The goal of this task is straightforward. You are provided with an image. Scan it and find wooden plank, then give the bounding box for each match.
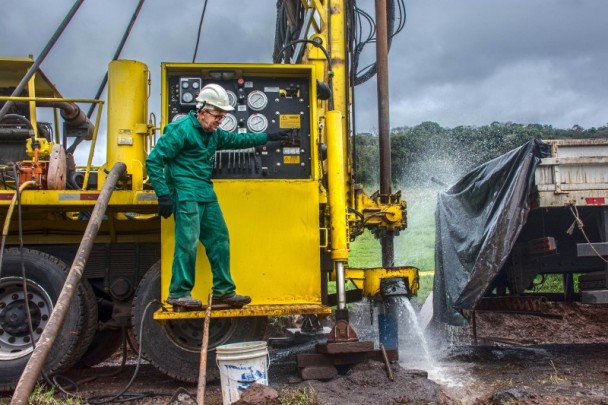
[296,353,333,368]
[317,341,374,354]
[366,349,398,363]
[330,353,366,365]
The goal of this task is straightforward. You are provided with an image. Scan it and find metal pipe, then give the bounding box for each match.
[0,0,85,121]
[10,162,126,405]
[33,101,94,139]
[85,0,145,119]
[376,0,391,195]
[336,261,346,310]
[375,0,395,268]
[378,277,408,352]
[197,293,213,403]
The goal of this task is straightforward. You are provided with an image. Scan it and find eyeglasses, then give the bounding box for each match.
[203,109,226,122]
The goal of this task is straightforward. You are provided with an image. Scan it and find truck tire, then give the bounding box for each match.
[0,248,91,391]
[132,262,267,383]
[62,277,98,369]
[73,298,121,369]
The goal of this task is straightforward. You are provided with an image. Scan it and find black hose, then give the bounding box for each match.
[277,38,335,109]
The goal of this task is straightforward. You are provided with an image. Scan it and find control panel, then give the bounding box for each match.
[164,66,313,180]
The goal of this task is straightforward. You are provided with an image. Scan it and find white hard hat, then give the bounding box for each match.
[195,83,234,111]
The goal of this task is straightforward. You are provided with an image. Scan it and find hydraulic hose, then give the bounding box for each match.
[0,180,36,280]
[10,162,126,405]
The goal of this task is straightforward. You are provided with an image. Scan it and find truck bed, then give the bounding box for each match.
[535,139,608,207]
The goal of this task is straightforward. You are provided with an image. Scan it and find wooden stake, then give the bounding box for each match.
[197,293,213,404]
[379,343,394,381]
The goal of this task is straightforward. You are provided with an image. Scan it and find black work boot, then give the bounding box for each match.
[213,293,251,308]
[167,295,202,308]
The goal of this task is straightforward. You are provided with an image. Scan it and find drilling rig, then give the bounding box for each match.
[0,0,416,389]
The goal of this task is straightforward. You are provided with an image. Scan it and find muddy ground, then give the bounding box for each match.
[3,301,608,404]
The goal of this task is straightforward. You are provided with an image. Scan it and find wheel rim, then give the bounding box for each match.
[164,317,238,353]
[0,277,53,360]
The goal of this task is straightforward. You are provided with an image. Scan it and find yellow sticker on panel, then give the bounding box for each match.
[283,155,301,164]
[280,114,301,129]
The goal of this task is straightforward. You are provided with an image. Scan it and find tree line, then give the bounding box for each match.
[354,121,608,187]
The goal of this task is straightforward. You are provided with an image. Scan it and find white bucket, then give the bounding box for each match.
[216,341,269,405]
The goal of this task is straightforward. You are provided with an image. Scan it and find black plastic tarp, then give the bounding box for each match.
[432,139,549,325]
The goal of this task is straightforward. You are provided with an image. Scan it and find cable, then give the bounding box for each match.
[351,0,407,86]
[86,299,162,404]
[277,38,335,109]
[192,0,209,63]
[0,178,35,280]
[48,326,133,403]
[273,0,304,64]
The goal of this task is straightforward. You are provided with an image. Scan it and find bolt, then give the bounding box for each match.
[38,301,45,308]
[0,302,5,309]
[41,314,48,321]
[23,336,30,343]
[11,294,18,300]
[36,328,43,334]
[8,337,15,343]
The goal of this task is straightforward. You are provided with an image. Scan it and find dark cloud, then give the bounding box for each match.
[374,0,608,129]
[2,0,607,147]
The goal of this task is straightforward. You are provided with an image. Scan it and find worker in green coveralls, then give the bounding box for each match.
[146,83,288,308]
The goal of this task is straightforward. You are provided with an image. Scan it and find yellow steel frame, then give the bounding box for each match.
[345,266,420,297]
[155,304,331,320]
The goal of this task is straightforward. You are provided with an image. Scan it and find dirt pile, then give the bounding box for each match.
[298,360,453,404]
[472,302,608,345]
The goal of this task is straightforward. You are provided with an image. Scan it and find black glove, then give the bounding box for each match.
[157,195,174,219]
[267,130,290,142]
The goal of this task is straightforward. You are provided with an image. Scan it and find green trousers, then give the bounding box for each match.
[168,200,235,299]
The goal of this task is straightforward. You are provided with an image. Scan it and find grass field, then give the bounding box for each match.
[349,187,439,301]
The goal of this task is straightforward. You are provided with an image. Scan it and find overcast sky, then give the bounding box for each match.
[2,0,607,145]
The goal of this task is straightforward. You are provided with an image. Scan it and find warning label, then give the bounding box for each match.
[283,155,300,164]
[280,114,301,129]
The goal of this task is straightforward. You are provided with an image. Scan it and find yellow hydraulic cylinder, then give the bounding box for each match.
[326,109,348,261]
[104,60,149,190]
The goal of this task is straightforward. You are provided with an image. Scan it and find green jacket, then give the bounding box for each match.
[146,112,268,202]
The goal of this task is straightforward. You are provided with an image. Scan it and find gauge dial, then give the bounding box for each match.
[171,113,187,122]
[226,90,237,108]
[247,90,268,111]
[182,92,194,103]
[219,113,238,132]
[246,113,268,133]
[192,81,200,89]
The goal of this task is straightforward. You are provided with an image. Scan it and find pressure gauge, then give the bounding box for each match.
[246,113,268,132]
[219,113,238,132]
[182,81,189,89]
[226,90,237,108]
[181,92,194,103]
[192,81,200,89]
[247,90,268,111]
[171,113,187,122]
